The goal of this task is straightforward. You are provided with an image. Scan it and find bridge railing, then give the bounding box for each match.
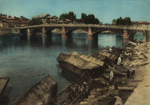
[16,24,150,31]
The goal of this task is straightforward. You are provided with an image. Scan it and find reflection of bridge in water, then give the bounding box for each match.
[15,24,150,41]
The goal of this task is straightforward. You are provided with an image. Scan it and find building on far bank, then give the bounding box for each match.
[73,19,85,24]
[0,13,29,27]
[132,21,150,25]
[20,16,30,26]
[58,19,71,24]
[34,14,59,24]
[0,20,8,27]
[0,14,7,21]
[6,16,15,27]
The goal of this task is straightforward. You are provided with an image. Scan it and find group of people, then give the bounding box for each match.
[126,69,135,79]
[108,47,135,84]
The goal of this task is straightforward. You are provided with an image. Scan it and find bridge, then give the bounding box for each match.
[15,24,150,41]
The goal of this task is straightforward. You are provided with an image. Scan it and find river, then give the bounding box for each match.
[0,32,143,104]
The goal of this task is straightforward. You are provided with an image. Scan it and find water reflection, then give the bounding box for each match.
[98,34,123,48]
[134,32,145,41]
[0,33,124,104]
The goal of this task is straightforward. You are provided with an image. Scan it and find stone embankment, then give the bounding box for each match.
[79,41,150,105]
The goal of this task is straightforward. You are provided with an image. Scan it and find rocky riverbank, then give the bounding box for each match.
[79,41,149,105]
[124,42,150,105]
[0,27,19,35]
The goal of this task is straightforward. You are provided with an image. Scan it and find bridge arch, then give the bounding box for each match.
[65,27,88,38]
[45,28,62,34]
[92,29,123,36]
[132,31,146,41]
[30,28,42,35]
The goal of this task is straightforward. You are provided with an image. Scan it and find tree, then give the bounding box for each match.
[59,11,76,22]
[124,17,132,25]
[116,17,132,25]
[112,19,117,24]
[68,11,76,23]
[81,13,87,20]
[94,18,100,24]
[81,13,100,24]
[86,14,95,24]
[116,17,123,25]
[28,18,43,25]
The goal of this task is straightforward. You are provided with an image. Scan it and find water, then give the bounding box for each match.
[134,32,145,41]
[0,33,124,104]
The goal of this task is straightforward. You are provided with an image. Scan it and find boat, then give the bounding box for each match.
[51,72,93,105]
[0,77,10,100]
[57,52,108,77]
[92,50,119,66]
[10,75,57,105]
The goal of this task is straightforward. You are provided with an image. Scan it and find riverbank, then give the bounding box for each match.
[77,41,149,104]
[124,42,150,105]
[0,27,19,35]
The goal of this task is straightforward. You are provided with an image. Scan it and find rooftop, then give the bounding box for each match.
[34,14,50,19]
[0,15,7,19]
[74,19,85,22]
[6,17,14,20]
[132,21,150,24]
[65,19,71,22]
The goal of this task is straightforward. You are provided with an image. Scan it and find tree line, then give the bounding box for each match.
[112,17,132,25]
[59,11,100,24]
[28,12,132,25]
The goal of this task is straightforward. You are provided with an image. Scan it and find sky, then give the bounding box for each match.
[0,0,150,24]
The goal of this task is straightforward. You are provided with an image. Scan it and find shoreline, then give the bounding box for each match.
[77,40,149,104]
[124,42,150,105]
[0,27,20,36]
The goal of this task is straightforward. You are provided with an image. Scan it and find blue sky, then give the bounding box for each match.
[0,0,150,23]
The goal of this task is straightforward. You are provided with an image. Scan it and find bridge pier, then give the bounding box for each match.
[62,27,67,38]
[123,30,129,42]
[42,27,46,34]
[88,28,93,40]
[27,28,31,35]
[17,29,20,33]
[145,31,150,42]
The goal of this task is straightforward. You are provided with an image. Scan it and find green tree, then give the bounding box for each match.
[112,19,117,24]
[68,11,76,23]
[86,14,95,24]
[28,18,43,25]
[116,17,132,25]
[59,11,76,22]
[94,18,100,24]
[81,13,87,20]
[116,17,123,25]
[124,17,132,25]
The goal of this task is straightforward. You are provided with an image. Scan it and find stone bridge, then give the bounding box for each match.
[15,24,150,41]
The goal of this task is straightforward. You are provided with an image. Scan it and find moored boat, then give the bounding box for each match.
[57,52,108,77]
[51,72,93,105]
[10,75,57,105]
[0,77,10,100]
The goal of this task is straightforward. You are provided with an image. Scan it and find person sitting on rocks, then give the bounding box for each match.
[130,70,135,79]
[117,56,121,65]
[109,48,112,53]
[126,70,135,79]
[126,69,130,78]
[109,70,114,85]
